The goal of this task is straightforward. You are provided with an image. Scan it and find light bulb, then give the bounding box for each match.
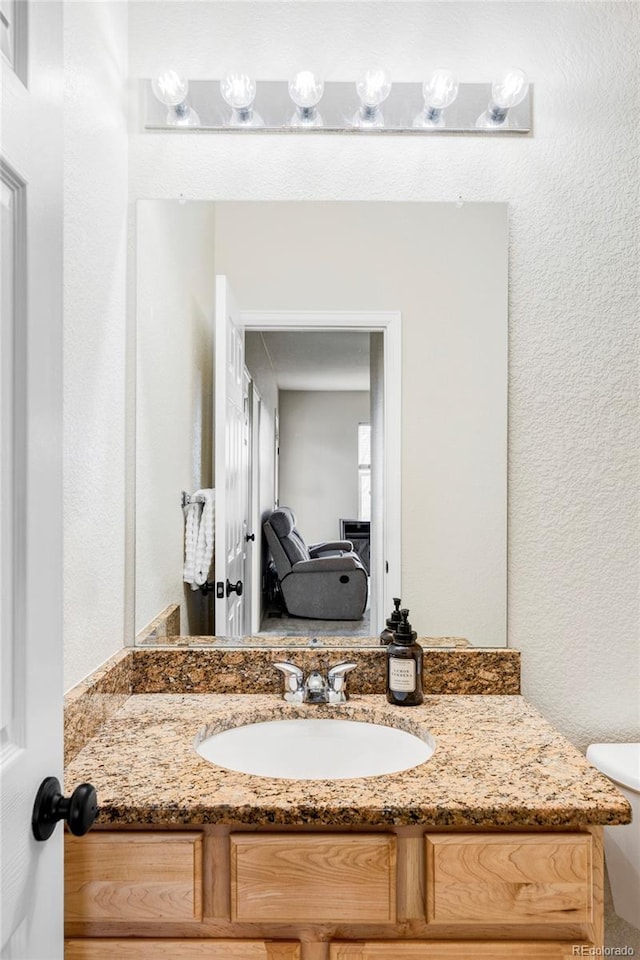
[415,69,459,128]
[152,70,188,106]
[356,69,391,108]
[151,70,199,127]
[425,69,458,110]
[220,73,259,125]
[288,71,324,127]
[354,69,392,127]
[492,68,529,109]
[477,67,529,128]
[289,71,324,109]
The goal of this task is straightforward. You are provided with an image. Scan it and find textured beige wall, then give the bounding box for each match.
[63,2,128,691]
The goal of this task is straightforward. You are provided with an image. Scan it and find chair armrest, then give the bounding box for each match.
[308,540,354,556]
[292,556,364,574]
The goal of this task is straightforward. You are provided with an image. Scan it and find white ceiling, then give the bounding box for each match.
[251,330,371,391]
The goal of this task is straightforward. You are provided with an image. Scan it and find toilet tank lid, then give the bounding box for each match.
[587,743,640,792]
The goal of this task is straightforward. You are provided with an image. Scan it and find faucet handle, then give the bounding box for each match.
[327,661,357,701]
[272,662,304,702]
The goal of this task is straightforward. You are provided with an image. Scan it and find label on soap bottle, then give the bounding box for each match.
[389,657,416,693]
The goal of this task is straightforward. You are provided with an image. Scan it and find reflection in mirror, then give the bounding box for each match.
[213,297,399,643]
[246,329,374,636]
[135,202,507,649]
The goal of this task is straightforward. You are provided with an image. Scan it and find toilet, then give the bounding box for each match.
[587,743,640,928]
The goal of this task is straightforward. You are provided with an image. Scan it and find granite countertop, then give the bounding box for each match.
[64,693,631,829]
[136,635,470,649]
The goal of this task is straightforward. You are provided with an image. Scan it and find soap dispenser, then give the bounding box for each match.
[386,608,424,706]
[380,597,403,645]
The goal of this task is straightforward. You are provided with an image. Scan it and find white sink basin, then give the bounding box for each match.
[196,718,435,780]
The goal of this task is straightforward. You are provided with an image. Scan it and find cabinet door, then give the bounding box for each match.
[425,834,592,925]
[330,942,587,959]
[231,834,396,923]
[65,832,203,923]
[65,941,301,960]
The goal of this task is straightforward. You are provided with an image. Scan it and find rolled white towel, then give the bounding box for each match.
[183,498,202,587]
[193,489,215,588]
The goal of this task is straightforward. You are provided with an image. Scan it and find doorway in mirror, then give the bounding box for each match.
[222,309,401,639]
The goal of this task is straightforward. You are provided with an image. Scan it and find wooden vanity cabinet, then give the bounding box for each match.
[64,825,603,960]
[231,834,396,924]
[329,944,586,959]
[65,942,301,960]
[425,833,593,926]
[64,832,204,924]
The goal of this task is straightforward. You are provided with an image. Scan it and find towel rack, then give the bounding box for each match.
[181,491,206,508]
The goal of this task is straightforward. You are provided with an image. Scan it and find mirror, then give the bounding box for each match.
[135,201,507,649]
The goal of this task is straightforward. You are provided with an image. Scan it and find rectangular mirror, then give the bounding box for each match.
[135,201,507,648]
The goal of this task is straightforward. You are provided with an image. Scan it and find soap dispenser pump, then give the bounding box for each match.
[386,608,424,706]
[380,597,403,645]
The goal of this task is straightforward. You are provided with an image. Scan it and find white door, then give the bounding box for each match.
[214,276,246,636]
[1,2,65,957]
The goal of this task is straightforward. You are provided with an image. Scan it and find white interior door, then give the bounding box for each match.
[1,2,65,957]
[214,276,246,636]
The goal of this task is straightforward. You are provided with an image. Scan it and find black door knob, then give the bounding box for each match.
[245,533,255,542]
[32,776,98,841]
[226,578,243,597]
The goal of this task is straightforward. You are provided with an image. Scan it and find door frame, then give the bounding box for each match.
[247,380,262,634]
[241,310,402,632]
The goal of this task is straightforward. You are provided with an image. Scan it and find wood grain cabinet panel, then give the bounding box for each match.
[65,940,301,960]
[425,834,592,925]
[230,834,396,923]
[330,942,587,959]
[65,832,203,923]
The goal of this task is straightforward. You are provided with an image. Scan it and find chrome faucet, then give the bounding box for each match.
[272,661,357,704]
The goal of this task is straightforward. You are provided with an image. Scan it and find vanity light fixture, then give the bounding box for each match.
[476,67,529,128]
[151,70,200,127]
[220,72,262,126]
[414,69,459,128]
[288,71,325,127]
[354,69,392,128]
[144,71,531,134]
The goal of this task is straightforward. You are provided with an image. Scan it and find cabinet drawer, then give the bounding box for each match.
[425,833,592,925]
[231,834,396,923]
[65,941,301,960]
[65,832,203,923]
[330,942,586,959]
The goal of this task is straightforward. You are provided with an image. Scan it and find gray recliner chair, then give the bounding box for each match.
[263,507,368,620]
